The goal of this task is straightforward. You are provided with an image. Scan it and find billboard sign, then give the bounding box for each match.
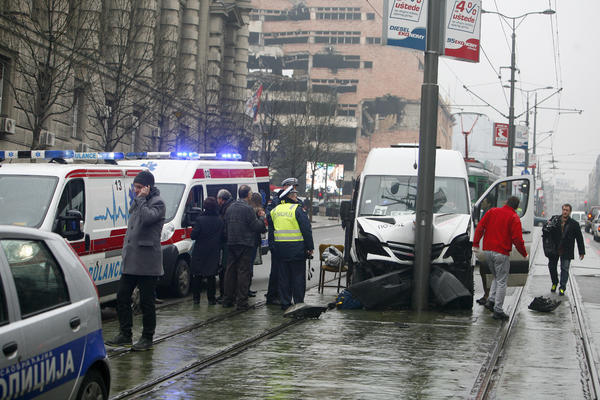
[383,0,427,51]
[306,162,344,194]
[443,0,481,62]
[515,125,529,149]
[493,123,508,147]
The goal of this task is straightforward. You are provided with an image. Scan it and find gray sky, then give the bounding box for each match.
[438,0,598,190]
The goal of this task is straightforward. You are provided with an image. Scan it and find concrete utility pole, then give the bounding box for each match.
[412,0,444,312]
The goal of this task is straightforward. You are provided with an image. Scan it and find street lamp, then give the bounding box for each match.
[482,8,556,176]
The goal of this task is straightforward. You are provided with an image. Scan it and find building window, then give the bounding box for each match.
[72,86,85,139]
[367,13,375,20]
[364,61,373,69]
[366,37,381,45]
[0,58,5,112]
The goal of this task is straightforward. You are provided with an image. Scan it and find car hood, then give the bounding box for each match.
[357,213,471,245]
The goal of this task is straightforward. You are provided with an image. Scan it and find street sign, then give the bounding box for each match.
[493,123,508,147]
[383,0,427,51]
[515,125,529,149]
[443,0,482,62]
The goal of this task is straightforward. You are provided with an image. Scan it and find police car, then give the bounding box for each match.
[0,226,110,399]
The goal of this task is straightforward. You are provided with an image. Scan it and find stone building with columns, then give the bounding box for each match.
[0,0,252,154]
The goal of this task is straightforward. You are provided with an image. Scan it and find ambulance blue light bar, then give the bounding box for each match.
[0,150,76,159]
[74,152,124,160]
[125,152,220,160]
[218,152,242,160]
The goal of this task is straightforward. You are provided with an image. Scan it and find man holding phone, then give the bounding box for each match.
[106,170,166,351]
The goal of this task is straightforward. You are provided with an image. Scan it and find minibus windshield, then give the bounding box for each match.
[0,175,58,227]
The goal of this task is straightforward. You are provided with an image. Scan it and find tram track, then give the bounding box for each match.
[110,317,307,399]
[471,249,599,399]
[106,278,331,359]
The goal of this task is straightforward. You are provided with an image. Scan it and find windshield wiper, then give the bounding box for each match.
[380,195,415,210]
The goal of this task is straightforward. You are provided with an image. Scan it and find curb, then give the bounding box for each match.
[312,223,341,230]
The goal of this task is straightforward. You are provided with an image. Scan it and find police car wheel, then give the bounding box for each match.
[77,369,107,400]
[173,258,190,297]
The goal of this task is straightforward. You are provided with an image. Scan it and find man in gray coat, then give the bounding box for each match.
[106,170,166,351]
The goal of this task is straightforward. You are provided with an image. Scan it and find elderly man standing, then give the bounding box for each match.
[223,185,267,310]
[265,177,300,305]
[106,170,166,351]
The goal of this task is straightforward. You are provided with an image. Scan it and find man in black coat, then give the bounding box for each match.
[547,203,585,295]
[216,189,234,302]
[223,185,267,310]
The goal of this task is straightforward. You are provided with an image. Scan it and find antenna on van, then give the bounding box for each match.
[413,142,418,170]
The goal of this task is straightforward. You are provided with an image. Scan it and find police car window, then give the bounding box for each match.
[0,175,58,228]
[0,239,69,318]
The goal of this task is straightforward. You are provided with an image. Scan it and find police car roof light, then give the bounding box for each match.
[0,150,75,160]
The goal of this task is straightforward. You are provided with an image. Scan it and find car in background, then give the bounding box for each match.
[571,211,586,228]
[534,215,547,227]
[585,206,600,233]
[592,217,600,241]
[0,226,110,399]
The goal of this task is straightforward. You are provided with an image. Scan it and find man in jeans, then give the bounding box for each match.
[106,170,166,350]
[546,203,585,295]
[223,185,267,310]
[473,196,528,320]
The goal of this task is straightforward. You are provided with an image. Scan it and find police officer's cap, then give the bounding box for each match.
[281,177,298,187]
[279,185,298,199]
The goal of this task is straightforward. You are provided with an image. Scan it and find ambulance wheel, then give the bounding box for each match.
[173,259,190,297]
[77,369,107,400]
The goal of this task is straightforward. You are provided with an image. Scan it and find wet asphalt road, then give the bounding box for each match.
[103,226,600,399]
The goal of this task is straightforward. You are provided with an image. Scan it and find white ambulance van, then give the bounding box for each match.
[119,151,270,296]
[0,150,144,304]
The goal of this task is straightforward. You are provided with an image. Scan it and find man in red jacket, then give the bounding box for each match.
[473,196,528,320]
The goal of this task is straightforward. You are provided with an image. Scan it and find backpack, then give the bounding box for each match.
[332,289,363,310]
[542,215,560,258]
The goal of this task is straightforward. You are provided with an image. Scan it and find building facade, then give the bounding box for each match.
[0,0,252,154]
[248,0,453,192]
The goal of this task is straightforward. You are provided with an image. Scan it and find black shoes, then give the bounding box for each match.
[484,301,495,312]
[105,333,132,347]
[493,311,510,321]
[476,296,487,305]
[132,337,153,351]
[208,299,217,305]
[266,298,281,305]
[248,290,257,298]
[222,302,234,308]
[236,304,251,311]
[193,296,200,305]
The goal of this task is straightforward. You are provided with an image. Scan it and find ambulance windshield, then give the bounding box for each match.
[358,175,469,217]
[0,175,58,227]
[154,183,185,222]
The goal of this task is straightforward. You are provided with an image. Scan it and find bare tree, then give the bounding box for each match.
[305,89,337,220]
[4,0,97,149]
[86,0,156,151]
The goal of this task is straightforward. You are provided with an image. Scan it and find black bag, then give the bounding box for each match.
[528,296,560,312]
[542,216,560,258]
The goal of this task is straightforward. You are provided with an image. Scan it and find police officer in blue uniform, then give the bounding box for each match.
[268,185,314,309]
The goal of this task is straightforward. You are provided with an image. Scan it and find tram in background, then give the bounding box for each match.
[466,160,501,204]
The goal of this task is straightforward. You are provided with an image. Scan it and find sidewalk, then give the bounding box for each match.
[491,230,596,398]
[310,214,342,229]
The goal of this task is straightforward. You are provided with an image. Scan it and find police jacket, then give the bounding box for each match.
[224,199,266,247]
[548,215,585,260]
[122,186,166,276]
[267,200,314,262]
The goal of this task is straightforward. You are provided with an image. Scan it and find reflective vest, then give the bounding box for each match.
[272,203,303,242]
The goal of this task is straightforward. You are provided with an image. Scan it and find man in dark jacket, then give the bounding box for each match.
[223,185,267,310]
[547,203,585,295]
[106,170,166,351]
[216,189,234,301]
[268,186,314,310]
[265,177,299,304]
